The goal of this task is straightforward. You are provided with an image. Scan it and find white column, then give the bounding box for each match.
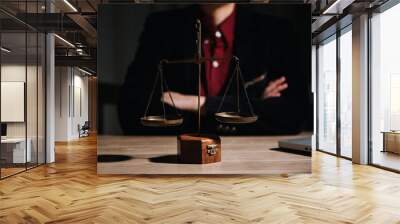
[46,32,55,163]
[352,14,369,164]
[45,0,56,163]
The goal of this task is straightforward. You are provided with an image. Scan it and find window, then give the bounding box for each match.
[339,28,352,158]
[370,2,400,171]
[316,25,353,159]
[317,36,337,154]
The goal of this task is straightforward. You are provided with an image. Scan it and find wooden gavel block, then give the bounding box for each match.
[177,134,221,164]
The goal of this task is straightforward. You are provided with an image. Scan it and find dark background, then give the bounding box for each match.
[98,4,312,135]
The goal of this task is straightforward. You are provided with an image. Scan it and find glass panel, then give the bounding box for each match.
[1,30,28,177]
[318,36,337,154]
[0,1,46,178]
[339,29,352,158]
[371,4,400,171]
[27,30,38,169]
[26,0,39,169]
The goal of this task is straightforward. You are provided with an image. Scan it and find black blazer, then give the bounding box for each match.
[119,6,308,135]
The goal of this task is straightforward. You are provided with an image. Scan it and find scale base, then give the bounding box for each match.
[177,134,221,164]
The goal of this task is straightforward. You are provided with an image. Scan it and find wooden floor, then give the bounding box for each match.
[0,167,26,178]
[1,135,400,223]
[372,151,400,171]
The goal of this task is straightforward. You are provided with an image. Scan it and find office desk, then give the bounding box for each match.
[98,134,311,175]
[1,138,32,164]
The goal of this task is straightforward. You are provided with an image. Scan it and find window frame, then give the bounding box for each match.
[315,21,353,160]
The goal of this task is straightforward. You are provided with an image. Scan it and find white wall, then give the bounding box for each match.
[55,67,89,141]
[1,65,28,142]
[72,73,89,137]
[1,65,40,138]
[55,67,70,141]
[1,65,26,135]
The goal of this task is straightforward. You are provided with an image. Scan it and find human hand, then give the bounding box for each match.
[262,76,288,99]
[161,91,206,112]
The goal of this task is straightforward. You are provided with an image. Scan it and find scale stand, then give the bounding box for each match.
[141,20,257,164]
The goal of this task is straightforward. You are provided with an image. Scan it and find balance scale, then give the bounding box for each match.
[140,20,258,164]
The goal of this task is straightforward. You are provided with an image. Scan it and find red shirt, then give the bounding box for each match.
[201,9,236,96]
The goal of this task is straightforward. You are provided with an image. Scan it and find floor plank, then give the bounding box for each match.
[0,135,400,224]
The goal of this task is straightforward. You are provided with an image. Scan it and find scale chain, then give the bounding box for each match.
[237,64,256,116]
[236,65,241,113]
[159,66,166,119]
[216,64,236,113]
[143,68,161,118]
[162,70,181,117]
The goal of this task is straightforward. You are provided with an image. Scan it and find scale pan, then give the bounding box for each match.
[215,112,258,124]
[141,115,183,127]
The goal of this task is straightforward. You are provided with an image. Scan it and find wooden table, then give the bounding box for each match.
[97,134,311,175]
[382,131,400,154]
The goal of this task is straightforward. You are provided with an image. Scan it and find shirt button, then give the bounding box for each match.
[224,125,230,133]
[215,30,222,38]
[212,60,219,68]
[204,39,209,44]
